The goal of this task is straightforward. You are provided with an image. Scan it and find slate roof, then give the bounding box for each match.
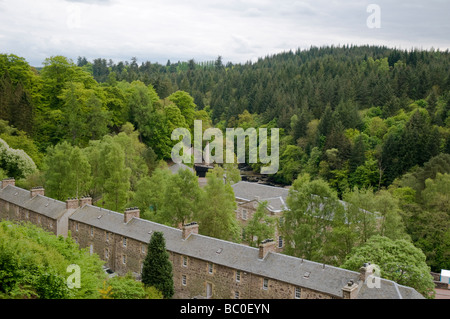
[232,181,381,221]
[232,181,289,212]
[168,163,195,174]
[0,184,31,207]
[356,278,425,299]
[69,204,424,299]
[0,183,425,299]
[70,204,179,244]
[0,185,67,219]
[23,194,67,219]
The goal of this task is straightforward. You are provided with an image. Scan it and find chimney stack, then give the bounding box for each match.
[30,186,45,198]
[258,239,276,260]
[182,222,199,240]
[342,280,359,299]
[66,198,79,210]
[1,178,15,189]
[124,207,140,223]
[80,196,92,207]
[359,263,375,282]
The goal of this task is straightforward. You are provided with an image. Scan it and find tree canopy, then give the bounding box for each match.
[1,46,449,294]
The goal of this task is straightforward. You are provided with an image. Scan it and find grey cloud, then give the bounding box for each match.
[1,0,450,67]
[64,0,113,5]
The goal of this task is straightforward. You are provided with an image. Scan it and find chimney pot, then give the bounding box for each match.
[360,263,375,282]
[342,280,358,299]
[66,198,79,210]
[182,222,199,240]
[124,207,140,223]
[258,239,276,259]
[1,178,15,189]
[80,196,92,207]
[30,186,45,198]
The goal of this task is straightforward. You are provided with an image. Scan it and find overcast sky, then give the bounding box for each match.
[0,0,449,66]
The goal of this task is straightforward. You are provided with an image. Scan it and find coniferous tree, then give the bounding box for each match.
[445,137,450,154]
[141,231,174,299]
[349,134,366,173]
[318,104,333,138]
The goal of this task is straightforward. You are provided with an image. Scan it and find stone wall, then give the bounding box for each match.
[0,199,58,235]
[0,184,344,300]
[69,220,147,276]
[68,217,337,299]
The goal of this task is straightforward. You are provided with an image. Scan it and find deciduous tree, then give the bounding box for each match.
[341,235,435,299]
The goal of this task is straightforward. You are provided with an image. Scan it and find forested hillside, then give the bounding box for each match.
[0,45,449,275]
[76,46,450,187]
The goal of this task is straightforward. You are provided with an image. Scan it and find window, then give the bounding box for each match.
[242,209,248,220]
[182,256,188,267]
[105,248,109,259]
[234,291,240,299]
[89,244,93,255]
[141,244,146,254]
[75,222,78,232]
[208,263,213,274]
[90,227,94,236]
[295,287,301,299]
[263,278,268,290]
[278,236,283,248]
[123,237,127,247]
[182,275,187,286]
[235,270,241,282]
[37,216,41,224]
[105,231,109,242]
[122,255,127,264]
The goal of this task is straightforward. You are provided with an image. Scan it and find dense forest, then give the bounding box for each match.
[0,45,449,288]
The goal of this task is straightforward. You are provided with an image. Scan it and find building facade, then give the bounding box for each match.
[0,178,424,300]
[232,181,289,251]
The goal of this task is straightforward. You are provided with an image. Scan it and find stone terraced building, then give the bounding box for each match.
[0,178,424,299]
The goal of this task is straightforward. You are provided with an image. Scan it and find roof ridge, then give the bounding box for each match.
[190,232,260,251]
[232,181,289,191]
[32,193,66,205]
[131,215,182,233]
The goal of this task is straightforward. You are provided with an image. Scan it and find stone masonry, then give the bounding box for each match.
[0,179,425,300]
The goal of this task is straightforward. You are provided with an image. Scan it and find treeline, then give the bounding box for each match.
[73,45,450,189]
[0,46,449,277]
